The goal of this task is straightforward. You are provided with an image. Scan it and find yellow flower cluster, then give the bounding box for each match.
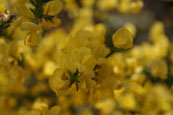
[12,0,63,46]
[0,0,173,115]
[97,0,143,13]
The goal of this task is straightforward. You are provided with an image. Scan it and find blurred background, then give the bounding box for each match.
[58,0,173,45]
[99,0,173,45]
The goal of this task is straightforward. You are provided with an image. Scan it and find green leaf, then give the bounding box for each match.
[30,8,36,15]
[5,9,8,14]
[67,69,80,91]
[0,16,14,34]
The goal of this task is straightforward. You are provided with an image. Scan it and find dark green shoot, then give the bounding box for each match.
[29,0,54,23]
[67,69,80,91]
[0,15,15,35]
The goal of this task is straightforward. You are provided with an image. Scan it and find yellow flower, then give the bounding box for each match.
[95,99,115,114]
[81,55,96,70]
[150,59,168,80]
[97,0,118,10]
[112,28,133,49]
[150,22,165,42]
[124,22,136,37]
[24,31,42,46]
[20,22,41,31]
[43,61,58,76]
[119,93,136,110]
[44,0,63,16]
[117,0,130,13]
[49,69,69,96]
[130,1,143,13]
[20,22,42,46]
[13,1,34,19]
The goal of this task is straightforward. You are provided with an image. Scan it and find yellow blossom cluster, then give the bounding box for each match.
[12,0,63,46]
[0,0,173,115]
[97,0,143,13]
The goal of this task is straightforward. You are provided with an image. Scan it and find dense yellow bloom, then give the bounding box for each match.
[12,0,63,46]
[112,28,133,49]
[0,0,173,115]
[97,0,118,10]
[150,59,168,80]
[119,93,136,110]
[95,99,115,114]
[142,85,172,114]
[118,0,143,13]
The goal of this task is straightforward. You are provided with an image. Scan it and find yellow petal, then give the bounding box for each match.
[81,55,96,70]
[24,31,41,46]
[124,22,136,37]
[44,0,63,16]
[21,22,41,31]
[49,69,69,95]
[13,2,34,19]
[112,28,133,49]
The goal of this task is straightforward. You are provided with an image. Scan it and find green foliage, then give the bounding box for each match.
[0,16,14,35]
[67,69,80,91]
[29,0,54,22]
